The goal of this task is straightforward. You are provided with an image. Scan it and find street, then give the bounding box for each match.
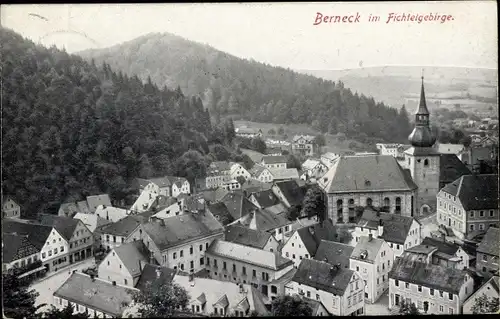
[365,291,391,316]
[30,257,96,313]
[419,213,439,239]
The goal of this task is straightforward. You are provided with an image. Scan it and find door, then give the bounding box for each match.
[395,294,400,306]
[261,285,268,296]
[69,255,73,264]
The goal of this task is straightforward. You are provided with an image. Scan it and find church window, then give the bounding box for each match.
[366,198,373,207]
[395,197,401,214]
[424,159,429,166]
[337,199,343,223]
[384,197,390,208]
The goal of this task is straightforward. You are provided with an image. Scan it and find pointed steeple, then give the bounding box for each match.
[408,75,436,148]
[416,76,430,115]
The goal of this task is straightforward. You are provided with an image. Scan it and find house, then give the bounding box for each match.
[459,145,499,170]
[281,220,339,266]
[285,259,365,316]
[135,264,177,291]
[229,163,252,181]
[438,153,472,189]
[198,161,233,190]
[206,202,236,226]
[228,208,292,243]
[388,255,474,314]
[2,233,42,274]
[235,127,263,139]
[353,209,422,257]
[225,224,280,253]
[94,205,130,223]
[130,182,160,213]
[249,164,274,183]
[435,143,466,156]
[53,272,138,318]
[269,168,300,181]
[314,240,354,269]
[173,274,270,316]
[350,234,394,303]
[300,159,328,181]
[3,219,69,273]
[134,176,191,198]
[2,195,21,219]
[37,214,94,265]
[403,236,470,270]
[301,297,331,316]
[463,275,499,314]
[220,192,260,220]
[204,239,295,299]
[292,135,317,157]
[58,200,91,217]
[376,144,400,157]
[221,179,242,191]
[86,194,112,213]
[266,147,283,156]
[152,195,204,220]
[200,188,231,204]
[73,213,112,251]
[271,180,307,209]
[261,155,288,169]
[98,241,150,287]
[320,152,341,167]
[476,227,500,274]
[247,189,287,215]
[240,179,273,195]
[98,211,155,250]
[129,212,225,273]
[318,155,418,224]
[437,174,498,240]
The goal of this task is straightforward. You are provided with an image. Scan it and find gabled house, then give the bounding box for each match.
[463,275,499,314]
[98,211,155,250]
[130,182,160,213]
[314,240,354,270]
[86,194,113,213]
[403,237,470,270]
[268,168,300,182]
[271,180,307,209]
[134,176,190,198]
[300,159,328,181]
[2,195,21,219]
[285,259,365,316]
[249,164,274,183]
[292,135,317,157]
[135,264,177,291]
[228,208,292,243]
[225,224,280,253]
[261,155,288,169]
[98,241,150,287]
[229,163,252,181]
[476,227,500,274]
[2,233,41,274]
[152,195,204,220]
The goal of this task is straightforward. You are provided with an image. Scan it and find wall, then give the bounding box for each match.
[405,153,440,215]
[463,280,498,314]
[41,229,70,272]
[281,231,312,266]
[101,234,126,250]
[3,199,20,218]
[476,252,499,273]
[98,250,135,287]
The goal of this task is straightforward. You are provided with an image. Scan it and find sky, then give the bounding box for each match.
[1,2,497,70]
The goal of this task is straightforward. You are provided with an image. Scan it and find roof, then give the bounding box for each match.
[249,164,268,177]
[142,212,224,251]
[389,256,469,294]
[357,209,417,244]
[261,155,288,165]
[73,213,112,233]
[292,135,315,143]
[295,220,339,256]
[54,272,136,317]
[273,180,307,207]
[209,161,232,172]
[240,180,273,193]
[37,214,80,241]
[292,259,354,296]
[302,297,327,315]
[249,190,280,208]
[2,233,40,263]
[95,205,130,222]
[302,159,321,171]
[264,203,288,215]
[421,237,460,256]
[224,224,273,249]
[207,239,292,270]
[200,188,230,204]
[269,168,300,180]
[99,211,154,236]
[439,154,472,186]
[437,143,465,155]
[230,208,291,233]
[133,178,151,189]
[86,194,112,212]
[477,227,500,256]
[236,127,261,134]
[206,202,235,226]
[314,240,354,269]
[173,275,270,316]
[135,264,177,291]
[441,174,498,211]
[350,236,385,263]
[319,155,418,193]
[2,219,53,250]
[113,241,150,278]
[221,192,259,220]
[58,202,82,217]
[147,176,172,188]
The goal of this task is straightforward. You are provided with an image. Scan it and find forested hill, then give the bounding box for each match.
[1,28,243,217]
[78,32,412,143]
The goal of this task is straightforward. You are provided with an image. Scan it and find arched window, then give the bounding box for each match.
[348,199,355,223]
[366,198,373,207]
[384,197,390,208]
[336,199,343,223]
[424,159,429,167]
[395,197,402,214]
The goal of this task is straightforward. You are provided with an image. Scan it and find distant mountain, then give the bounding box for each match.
[77,32,412,144]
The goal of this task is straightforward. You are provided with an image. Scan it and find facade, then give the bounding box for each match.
[99,211,154,250]
[476,226,500,274]
[292,135,317,157]
[2,233,41,273]
[221,179,242,191]
[249,164,274,183]
[388,256,474,314]
[2,196,21,219]
[261,155,287,169]
[404,237,470,270]
[349,235,394,303]
[204,239,295,299]
[318,155,418,224]
[463,275,499,314]
[285,259,365,316]
[437,174,498,240]
[229,163,252,181]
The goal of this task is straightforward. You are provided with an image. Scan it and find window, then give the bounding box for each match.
[348,296,351,306]
[395,197,401,213]
[213,259,218,268]
[448,293,453,300]
[200,257,204,266]
[439,305,444,312]
[449,308,453,314]
[418,285,422,292]
[405,283,409,289]
[482,254,487,261]
[356,266,359,271]
[480,224,485,230]
[430,288,434,296]
[424,159,429,166]
[305,254,309,258]
[190,261,194,269]
[233,264,237,272]
[470,224,475,231]
[439,291,443,297]
[490,210,494,217]
[206,243,209,250]
[242,266,246,275]
[395,280,399,287]
[286,252,289,257]
[60,246,64,252]
[470,211,474,218]
[180,264,184,270]
[384,197,390,207]
[180,250,184,257]
[42,252,46,258]
[190,246,193,255]
[48,251,52,257]
[377,278,379,284]
[173,252,177,259]
[113,236,116,243]
[120,264,122,269]
[253,270,257,277]
[292,254,296,259]
[124,279,128,285]
[366,198,373,207]
[307,291,311,298]
[107,261,110,266]
[316,294,320,301]
[199,244,203,252]
[223,262,227,270]
[480,211,485,217]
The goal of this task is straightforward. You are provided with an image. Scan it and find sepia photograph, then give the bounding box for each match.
[1,2,498,318]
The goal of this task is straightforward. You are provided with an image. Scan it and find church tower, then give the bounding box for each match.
[404,76,440,217]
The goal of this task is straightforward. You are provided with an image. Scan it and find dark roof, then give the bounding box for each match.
[250,190,281,208]
[99,211,154,236]
[86,194,112,212]
[113,241,150,278]
[441,174,498,210]
[292,259,354,295]
[261,155,288,164]
[3,219,53,250]
[358,209,417,244]
[295,220,339,256]
[477,227,500,256]
[233,208,291,233]
[2,233,40,263]
[224,224,273,249]
[37,214,80,241]
[135,264,177,291]
[142,212,224,251]
[273,180,306,207]
[206,202,235,226]
[221,192,259,220]
[389,256,469,294]
[319,155,418,193]
[421,237,460,256]
[350,236,384,263]
[54,272,136,317]
[314,240,354,269]
[439,154,472,185]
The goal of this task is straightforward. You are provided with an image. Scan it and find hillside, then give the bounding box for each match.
[77,32,412,145]
[0,28,245,217]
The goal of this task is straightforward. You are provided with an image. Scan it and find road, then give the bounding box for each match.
[365,291,391,316]
[30,257,96,313]
[420,213,439,239]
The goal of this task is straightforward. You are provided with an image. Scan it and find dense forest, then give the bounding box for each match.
[79,32,412,143]
[1,28,249,217]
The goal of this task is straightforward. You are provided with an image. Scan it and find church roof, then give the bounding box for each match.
[416,77,430,115]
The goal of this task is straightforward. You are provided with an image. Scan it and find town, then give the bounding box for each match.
[3,75,499,317]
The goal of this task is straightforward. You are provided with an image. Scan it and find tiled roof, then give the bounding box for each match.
[231,208,291,233]
[99,211,154,236]
[240,180,273,193]
[86,194,112,212]
[314,240,354,269]
[439,154,472,186]
[249,164,268,177]
[357,209,416,244]
[37,214,80,241]
[273,180,307,207]
[350,236,384,263]
[207,239,292,270]
[421,237,460,256]
[135,264,177,291]
[2,233,40,263]
[477,227,500,257]
[224,224,273,250]
[319,155,418,193]
[95,205,130,223]
[389,256,469,294]
[221,192,259,220]
[142,212,224,251]
[133,178,151,189]
[2,219,53,250]
[113,241,150,278]
[295,220,339,256]
[73,213,112,233]
[302,159,321,171]
[236,127,261,134]
[292,259,354,296]
[54,272,137,317]
[264,203,287,215]
[147,176,172,188]
[441,174,498,211]
[292,135,315,143]
[249,190,280,208]
[209,161,232,172]
[269,168,300,180]
[206,202,235,226]
[200,188,230,204]
[261,155,288,165]
[437,143,465,155]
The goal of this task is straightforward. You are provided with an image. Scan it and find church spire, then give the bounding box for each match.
[408,75,436,148]
[416,76,429,115]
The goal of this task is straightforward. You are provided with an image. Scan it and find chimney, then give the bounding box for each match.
[156,268,162,279]
[368,233,373,242]
[90,274,95,281]
[112,281,116,286]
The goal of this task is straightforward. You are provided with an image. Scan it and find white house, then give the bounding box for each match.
[463,275,499,314]
[350,235,394,304]
[2,195,21,219]
[221,179,242,191]
[230,163,252,181]
[130,182,160,213]
[261,156,288,169]
[292,135,317,157]
[249,164,274,183]
[235,127,263,139]
[268,168,300,182]
[320,152,341,167]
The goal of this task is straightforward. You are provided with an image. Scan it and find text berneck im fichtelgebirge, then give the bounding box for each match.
[313,12,454,25]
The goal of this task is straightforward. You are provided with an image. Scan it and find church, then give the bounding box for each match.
[319,76,471,222]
